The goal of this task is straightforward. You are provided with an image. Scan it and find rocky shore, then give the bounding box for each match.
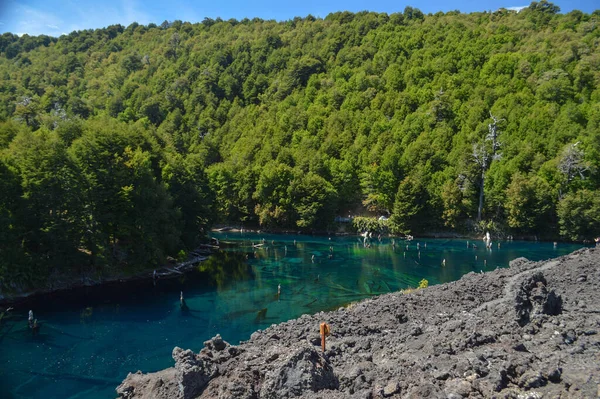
[116,247,600,399]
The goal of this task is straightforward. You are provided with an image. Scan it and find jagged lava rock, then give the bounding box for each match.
[117,247,600,399]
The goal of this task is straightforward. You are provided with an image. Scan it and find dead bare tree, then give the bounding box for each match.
[470,112,505,221]
[558,142,589,198]
[472,143,488,221]
[487,111,505,159]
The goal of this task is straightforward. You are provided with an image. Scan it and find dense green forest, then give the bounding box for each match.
[1,1,599,290]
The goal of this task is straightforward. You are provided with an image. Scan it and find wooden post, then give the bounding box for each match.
[320,322,330,352]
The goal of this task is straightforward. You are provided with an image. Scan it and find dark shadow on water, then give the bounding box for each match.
[43,324,94,340]
[4,327,70,349]
[9,251,254,318]
[196,251,255,290]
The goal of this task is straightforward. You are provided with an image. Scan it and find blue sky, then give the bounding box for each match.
[0,0,597,37]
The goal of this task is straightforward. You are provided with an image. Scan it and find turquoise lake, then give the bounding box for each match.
[0,233,588,398]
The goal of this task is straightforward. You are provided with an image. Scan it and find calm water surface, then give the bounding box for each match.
[0,233,588,398]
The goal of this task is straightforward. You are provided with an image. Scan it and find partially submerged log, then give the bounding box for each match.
[154,255,209,279]
[198,243,220,250]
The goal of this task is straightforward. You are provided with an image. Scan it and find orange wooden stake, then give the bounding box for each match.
[320,322,330,352]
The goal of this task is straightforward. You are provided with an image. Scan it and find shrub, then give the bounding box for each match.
[352,216,389,233]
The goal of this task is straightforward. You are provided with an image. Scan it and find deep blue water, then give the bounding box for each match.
[0,233,588,398]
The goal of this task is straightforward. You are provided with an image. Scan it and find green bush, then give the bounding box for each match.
[352,216,389,233]
[557,189,600,241]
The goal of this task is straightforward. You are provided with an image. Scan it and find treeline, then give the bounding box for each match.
[1,2,600,288]
[0,118,213,287]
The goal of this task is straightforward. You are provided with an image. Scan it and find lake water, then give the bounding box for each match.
[0,233,588,398]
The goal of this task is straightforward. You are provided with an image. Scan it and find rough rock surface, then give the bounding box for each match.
[117,247,600,399]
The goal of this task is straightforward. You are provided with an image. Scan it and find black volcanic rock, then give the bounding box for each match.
[117,247,600,399]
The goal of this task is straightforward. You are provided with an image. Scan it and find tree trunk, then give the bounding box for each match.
[477,174,484,222]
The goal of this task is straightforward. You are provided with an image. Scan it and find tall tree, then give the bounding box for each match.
[471,112,505,221]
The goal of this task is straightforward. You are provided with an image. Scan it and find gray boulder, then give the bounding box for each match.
[259,345,338,398]
[514,272,562,326]
[173,346,218,399]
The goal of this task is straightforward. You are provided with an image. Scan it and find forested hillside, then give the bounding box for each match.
[1,2,599,289]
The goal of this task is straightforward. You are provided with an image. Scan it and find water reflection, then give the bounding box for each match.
[196,251,254,291]
[0,233,589,399]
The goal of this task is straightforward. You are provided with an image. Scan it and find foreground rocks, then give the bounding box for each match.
[117,247,600,399]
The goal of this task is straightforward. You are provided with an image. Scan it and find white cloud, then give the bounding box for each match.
[3,0,193,36]
[506,6,528,12]
[4,0,133,36]
[57,0,151,34]
[11,3,63,36]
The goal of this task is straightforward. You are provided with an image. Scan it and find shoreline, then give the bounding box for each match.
[0,248,213,308]
[2,231,593,308]
[117,246,600,398]
[212,224,590,243]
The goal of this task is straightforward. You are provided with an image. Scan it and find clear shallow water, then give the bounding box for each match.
[0,233,588,398]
